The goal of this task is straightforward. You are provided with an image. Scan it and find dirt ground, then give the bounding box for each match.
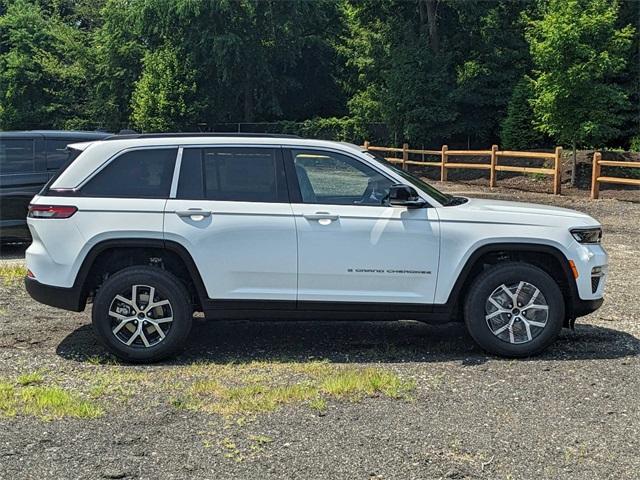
[1,181,639,480]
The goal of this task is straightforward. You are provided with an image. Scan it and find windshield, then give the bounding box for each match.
[363,151,454,205]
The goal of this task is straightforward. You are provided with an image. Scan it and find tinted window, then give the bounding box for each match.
[365,152,452,205]
[81,148,177,198]
[292,150,393,205]
[45,139,76,170]
[177,148,285,203]
[0,139,35,174]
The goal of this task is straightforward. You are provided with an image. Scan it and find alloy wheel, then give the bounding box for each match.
[108,284,173,348]
[484,281,549,344]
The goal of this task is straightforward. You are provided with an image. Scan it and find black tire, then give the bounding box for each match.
[92,266,192,363]
[464,262,564,357]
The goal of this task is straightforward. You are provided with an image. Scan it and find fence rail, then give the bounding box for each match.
[591,152,640,199]
[363,141,563,195]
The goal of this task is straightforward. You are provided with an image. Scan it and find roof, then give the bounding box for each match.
[104,132,300,140]
[0,130,111,140]
[51,136,365,190]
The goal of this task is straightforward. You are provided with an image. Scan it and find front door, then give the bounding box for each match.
[164,146,297,302]
[286,148,440,305]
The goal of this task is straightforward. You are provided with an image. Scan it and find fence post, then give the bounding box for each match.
[402,143,409,171]
[591,151,601,199]
[363,140,370,150]
[553,146,563,195]
[490,144,498,188]
[440,145,448,182]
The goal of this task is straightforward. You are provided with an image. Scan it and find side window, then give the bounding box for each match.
[292,150,393,206]
[81,148,177,198]
[45,139,75,171]
[0,139,35,174]
[177,148,285,203]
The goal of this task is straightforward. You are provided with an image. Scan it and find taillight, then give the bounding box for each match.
[28,205,77,219]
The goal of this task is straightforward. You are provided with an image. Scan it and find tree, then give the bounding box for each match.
[527,0,635,184]
[451,1,534,146]
[500,76,548,149]
[130,47,201,132]
[0,0,90,129]
[87,0,145,131]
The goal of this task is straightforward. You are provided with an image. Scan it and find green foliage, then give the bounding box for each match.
[88,0,144,131]
[527,0,635,147]
[0,0,90,129]
[451,1,535,144]
[131,46,200,132]
[500,76,548,149]
[0,0,637,151]
[279,117,369,143]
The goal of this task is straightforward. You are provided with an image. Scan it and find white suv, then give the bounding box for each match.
[24,134,608,362]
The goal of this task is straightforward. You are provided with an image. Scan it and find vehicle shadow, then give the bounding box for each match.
[56,318,640,365]
[0,242,27,260]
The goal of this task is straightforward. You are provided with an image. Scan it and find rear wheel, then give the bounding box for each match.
[464,262,564,357]
[92,266,192,363]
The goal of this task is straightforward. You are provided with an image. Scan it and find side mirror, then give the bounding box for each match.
[388,184,427,208]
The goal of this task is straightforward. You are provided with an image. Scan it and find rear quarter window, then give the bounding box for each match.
[80,148,177,198]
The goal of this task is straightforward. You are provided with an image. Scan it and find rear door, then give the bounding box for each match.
[163,146,297,303]
[285,147,440,305]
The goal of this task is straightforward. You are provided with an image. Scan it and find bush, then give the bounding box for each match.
[255,117,390,145]
[500,76,548,149]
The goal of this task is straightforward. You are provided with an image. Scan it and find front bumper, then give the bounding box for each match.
[24,276,86,312]
[569,242,608,300]
[571,297,604,319]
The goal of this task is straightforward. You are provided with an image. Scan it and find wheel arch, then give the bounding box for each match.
[73,238,208,310]
[443,242,578,324]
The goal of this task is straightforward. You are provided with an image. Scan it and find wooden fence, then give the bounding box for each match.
[363,141,563,195]
[591,152,640,199]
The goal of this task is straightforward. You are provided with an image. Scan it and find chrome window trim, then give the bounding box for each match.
[169,147,184,199]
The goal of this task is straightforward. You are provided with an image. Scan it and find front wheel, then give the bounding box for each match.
[464,262,565,357]
[92,266,193,363]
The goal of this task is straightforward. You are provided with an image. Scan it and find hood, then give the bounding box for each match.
[438,197,600,228]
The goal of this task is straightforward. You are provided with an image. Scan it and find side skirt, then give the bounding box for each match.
[203,300,455,323]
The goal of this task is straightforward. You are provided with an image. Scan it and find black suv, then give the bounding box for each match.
[0,130,111,243]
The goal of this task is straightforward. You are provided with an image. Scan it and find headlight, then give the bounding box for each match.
[571,227,602,244]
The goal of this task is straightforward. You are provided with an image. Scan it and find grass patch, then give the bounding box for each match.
[308,396,327,413]
[178,362,414,416]
[30,360,415,420]
[320,367,415,399]
[0,263,27,284]
[17,371,44,386]
[0,380,102,420]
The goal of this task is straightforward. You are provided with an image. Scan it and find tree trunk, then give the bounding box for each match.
[571,140,577,187]
[418,0,439,53]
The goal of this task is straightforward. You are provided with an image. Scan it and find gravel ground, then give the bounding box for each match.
[1,183,639,480]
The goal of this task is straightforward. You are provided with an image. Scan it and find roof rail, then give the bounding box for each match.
[103,132,301,140]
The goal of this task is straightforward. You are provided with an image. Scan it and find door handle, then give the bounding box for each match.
[175,209,212,219]
[303,212,339,221]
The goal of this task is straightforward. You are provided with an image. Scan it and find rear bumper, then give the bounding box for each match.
[24,276,85,312]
